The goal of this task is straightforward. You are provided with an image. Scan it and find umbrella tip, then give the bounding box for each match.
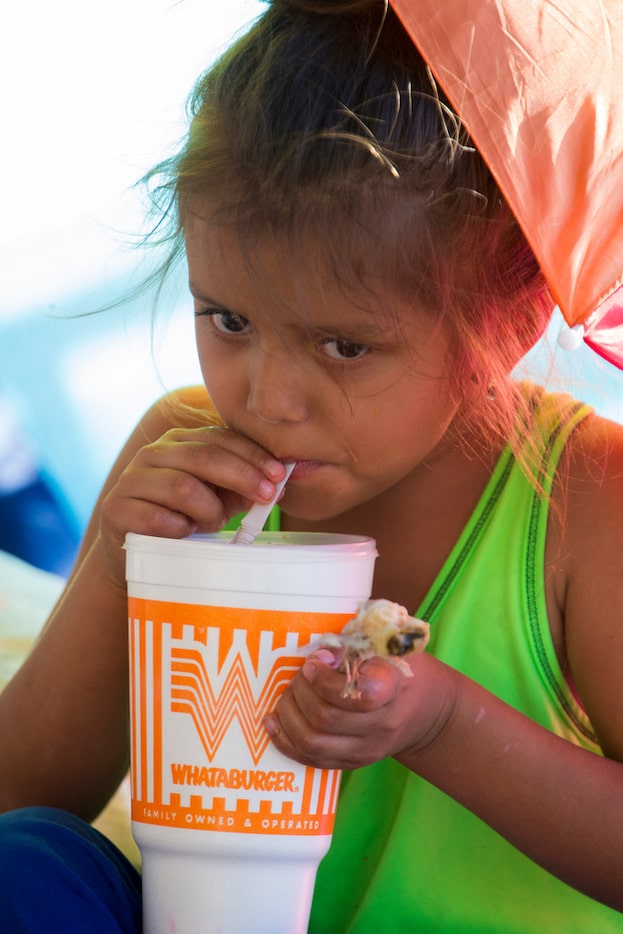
[557,318,585,352]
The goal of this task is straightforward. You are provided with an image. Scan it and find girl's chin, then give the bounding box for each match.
[280,480,363,525]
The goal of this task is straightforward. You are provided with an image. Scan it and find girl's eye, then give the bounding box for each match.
[321,338,369,361]
[200,309,251,335]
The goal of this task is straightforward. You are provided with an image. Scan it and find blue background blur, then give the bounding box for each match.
[0,0,263,571]
[1,0,622,574]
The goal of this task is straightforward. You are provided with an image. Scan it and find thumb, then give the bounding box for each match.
[302,647,341,681]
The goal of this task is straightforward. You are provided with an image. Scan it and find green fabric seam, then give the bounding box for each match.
[417,448,515,623]
[524,402,597,742]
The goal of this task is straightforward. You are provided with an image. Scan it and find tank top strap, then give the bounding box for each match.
[417,385,593,623]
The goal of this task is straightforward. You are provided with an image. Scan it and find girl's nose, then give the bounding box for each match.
[246,348,311,425]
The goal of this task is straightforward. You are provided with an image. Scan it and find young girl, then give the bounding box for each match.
[2,1,623,930]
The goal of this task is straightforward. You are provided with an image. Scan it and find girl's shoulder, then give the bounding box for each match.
[138,385,220,435]
[519,385,622,496]
[555,408,623,759]
[554,405,623,570]
[562,406,623,495]
[112,386,221,459]
[91,386,219,505]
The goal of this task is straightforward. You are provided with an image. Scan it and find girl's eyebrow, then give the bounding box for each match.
[189,281,398,341]
[188,286,249,318]
[313,320,388,342]
[188,285,222,305]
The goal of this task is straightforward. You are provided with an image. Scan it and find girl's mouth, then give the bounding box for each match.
[288,460,326,481]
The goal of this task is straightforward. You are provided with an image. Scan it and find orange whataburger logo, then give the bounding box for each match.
[129,597,350,835]
[170,646,301,765]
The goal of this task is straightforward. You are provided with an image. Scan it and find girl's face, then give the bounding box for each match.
[185,213,461,522]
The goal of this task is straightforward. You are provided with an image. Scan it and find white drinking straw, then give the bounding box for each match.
[230,462,296,545]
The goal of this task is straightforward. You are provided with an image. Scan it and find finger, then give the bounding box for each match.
[298,654,400,713]
[159,426,287,497]
[109,427,290,534]
[133,433,285,518]
[102,484,203,541]
[131,462,246,527]
[275,675,378,762]
[263,710,365,771]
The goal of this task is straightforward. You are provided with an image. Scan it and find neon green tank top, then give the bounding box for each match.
[308,390,623,933]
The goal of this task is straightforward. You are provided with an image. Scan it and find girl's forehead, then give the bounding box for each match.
[183,189,431,305]
[186,220,406,332]
[185,208,401,311]
[185,210,453,372]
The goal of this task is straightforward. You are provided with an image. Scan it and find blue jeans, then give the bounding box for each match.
[0,807,141,932]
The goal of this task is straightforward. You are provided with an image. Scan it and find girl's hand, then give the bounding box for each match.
[98,423,285,585]
[265,648,458,771]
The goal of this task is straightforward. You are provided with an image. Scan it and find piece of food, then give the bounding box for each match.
[321,599,430,698]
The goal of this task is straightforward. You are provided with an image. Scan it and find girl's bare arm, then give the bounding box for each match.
[268,413,623,912]
[0,386,283,819]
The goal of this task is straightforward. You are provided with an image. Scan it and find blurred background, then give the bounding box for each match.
[0,0,263,574]
[1,0,622,577]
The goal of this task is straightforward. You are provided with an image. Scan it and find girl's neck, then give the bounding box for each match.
[281,433,504,612]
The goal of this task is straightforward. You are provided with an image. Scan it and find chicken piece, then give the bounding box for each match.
[321,599,430,699]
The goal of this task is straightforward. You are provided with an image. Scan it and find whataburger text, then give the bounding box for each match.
[171,763,298,792]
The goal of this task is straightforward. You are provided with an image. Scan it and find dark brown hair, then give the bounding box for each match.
[143,0,554,456]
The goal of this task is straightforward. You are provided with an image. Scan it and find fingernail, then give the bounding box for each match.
[259,479,276,499]
[312,649,339,667]
[263,715,277,735]
[302,649,337,681]
[266,459,285,479]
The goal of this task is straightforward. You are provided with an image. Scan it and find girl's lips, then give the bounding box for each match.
[288,460,326,480]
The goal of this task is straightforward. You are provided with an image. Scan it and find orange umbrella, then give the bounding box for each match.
[391,0,623,367]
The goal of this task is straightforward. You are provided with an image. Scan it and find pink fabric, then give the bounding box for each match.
[585,285,623,369]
